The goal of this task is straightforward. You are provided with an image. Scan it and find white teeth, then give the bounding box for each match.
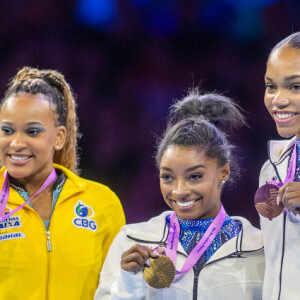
[276,112,295,119]
[10,155,30,161]
[176,200,195,207]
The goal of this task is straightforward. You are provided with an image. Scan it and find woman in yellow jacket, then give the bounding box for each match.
[0,67,125,300]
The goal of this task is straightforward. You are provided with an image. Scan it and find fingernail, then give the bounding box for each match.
[145,259,150,267]
[152,250,159,256]
[277,195,280,205]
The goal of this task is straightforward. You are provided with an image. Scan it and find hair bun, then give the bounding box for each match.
[169,89,246,133]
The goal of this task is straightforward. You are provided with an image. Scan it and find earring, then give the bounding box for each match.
[222,178,227,185]
[55,145,60,150]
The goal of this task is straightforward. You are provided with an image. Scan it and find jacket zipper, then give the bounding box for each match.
[278,213,286,300]
[46,209,57,300]
[45,223,52,300]
[46,231,52,252]
[45,205,57,300]
[192,269,199,300]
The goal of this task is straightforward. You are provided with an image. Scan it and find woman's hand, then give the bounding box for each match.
[278,182,300,215]
[121,245,165,273]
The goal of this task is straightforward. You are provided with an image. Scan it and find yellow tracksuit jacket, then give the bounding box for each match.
[0,164,125,300]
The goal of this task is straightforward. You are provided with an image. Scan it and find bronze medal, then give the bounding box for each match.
[254,183,283,220]
[143,255,176,289]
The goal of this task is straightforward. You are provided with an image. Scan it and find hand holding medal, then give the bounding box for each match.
[254,145,300,220]
[121,210,227,292]
[120,245,166,275]
[143,204,226,289]
[120,244,175,289]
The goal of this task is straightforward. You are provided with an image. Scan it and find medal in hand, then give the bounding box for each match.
[143,255,175,289]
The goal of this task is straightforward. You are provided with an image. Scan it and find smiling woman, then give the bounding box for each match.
[0,94,65,187]
[95,89,265,300]
[159,147,229,221]
[264,45,300,138]
[259,32,300,300]
[0,67,125,300]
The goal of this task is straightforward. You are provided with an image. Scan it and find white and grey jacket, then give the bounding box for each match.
[95,211,264,300]
[259,136,300,300]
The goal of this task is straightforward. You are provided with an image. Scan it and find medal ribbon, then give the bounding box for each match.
[284,145,297,184]
[0,168,57,222]
[268,144,297,187]
[166,203,226,274]
[267,145,297,214]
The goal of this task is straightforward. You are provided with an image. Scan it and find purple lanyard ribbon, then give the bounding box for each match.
[285,145,297,184]
[0,168,57,222]
[269,145,297,187]
[166,203,226,274]
[267,145,297,213]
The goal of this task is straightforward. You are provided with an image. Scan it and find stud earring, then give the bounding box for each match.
[222,178,227,185]
[55,145,60,150]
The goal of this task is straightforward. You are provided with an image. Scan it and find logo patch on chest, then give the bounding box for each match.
[72,200,97,231]
[0,206,22,230]
[0,232,25,241]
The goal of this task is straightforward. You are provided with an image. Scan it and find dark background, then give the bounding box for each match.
[0,0,298,227]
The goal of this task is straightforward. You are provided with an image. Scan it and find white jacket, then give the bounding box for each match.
[95,211,264,300]
[259,136,300,300]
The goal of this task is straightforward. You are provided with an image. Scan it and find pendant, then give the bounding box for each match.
[254,183,283,220]
[143,254,176,289]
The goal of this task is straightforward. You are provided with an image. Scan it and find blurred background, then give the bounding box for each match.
[0,0,298,227]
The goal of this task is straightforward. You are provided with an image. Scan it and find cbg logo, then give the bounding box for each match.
[72,201,97,231]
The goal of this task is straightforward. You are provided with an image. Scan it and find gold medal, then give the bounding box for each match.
[143,255,176,289]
